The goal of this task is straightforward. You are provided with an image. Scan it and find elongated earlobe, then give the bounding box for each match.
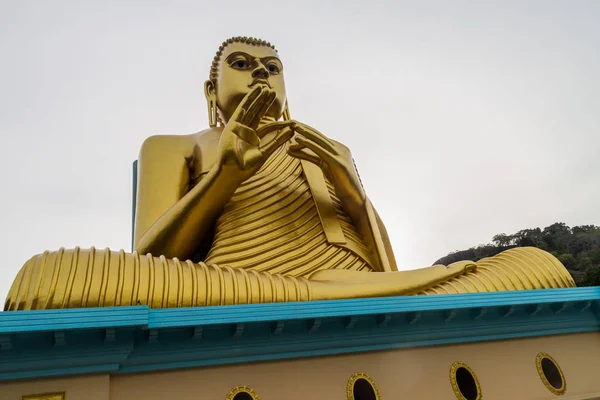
[204,80,218,128]
[208,99,217,127]
[283,100,291,121]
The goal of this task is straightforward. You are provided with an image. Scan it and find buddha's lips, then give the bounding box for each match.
[249,78,271,88]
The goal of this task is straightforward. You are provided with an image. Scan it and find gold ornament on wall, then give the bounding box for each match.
[346,372,381,400]
[449,361,482,400]
[536,352,566,396]
[225,385,260,400]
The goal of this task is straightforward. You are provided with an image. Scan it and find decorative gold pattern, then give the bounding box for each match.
[536,352,567,396]
[225,385,260,400]
[22,393,65,400]
[449,361,482,400]
[346,372,381,400]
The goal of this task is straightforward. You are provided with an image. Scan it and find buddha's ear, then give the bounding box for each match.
[204,80,218,128]
[204,80,216,101]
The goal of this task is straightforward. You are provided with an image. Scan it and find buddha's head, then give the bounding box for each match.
[204,37,287,126]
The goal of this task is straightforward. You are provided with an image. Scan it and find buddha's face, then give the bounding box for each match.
[209,42,286,124]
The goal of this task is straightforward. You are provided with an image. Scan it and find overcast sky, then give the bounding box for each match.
[0,1,598,304]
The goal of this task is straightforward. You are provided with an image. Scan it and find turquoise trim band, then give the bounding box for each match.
[0,306,148,333]
[0,287,598,381]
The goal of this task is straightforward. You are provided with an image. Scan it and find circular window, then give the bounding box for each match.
[450,362,482,400]
[225,386,260,400]
[347,372,381,400]
[536,352,566,395]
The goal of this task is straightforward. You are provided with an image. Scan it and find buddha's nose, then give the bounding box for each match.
[252,62,269,79]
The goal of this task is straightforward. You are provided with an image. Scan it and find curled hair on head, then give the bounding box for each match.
[209,36,277,82]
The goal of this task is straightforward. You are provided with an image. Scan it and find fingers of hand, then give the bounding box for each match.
[241,89,268,125]
[287,146,321,166]
[288,142,304,152]
[244,89,275,128]
[232,86,262,122]
[250,91,276,128]
[465,263,477,273]
[230,121,260,146]
[294,136,333,162]
[256,120,293,137]
[291,121,336,154]
[259,127,294,157]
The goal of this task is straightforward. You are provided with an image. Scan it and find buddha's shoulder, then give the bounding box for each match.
[139,128,221,158]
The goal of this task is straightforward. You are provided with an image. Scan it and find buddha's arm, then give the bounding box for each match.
[339,196,398,272]
[288,121,398,271]
[368,200,399,271]
[135,90,293,260]
[134,134,239,260]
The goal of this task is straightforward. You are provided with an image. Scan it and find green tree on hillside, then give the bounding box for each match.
[434,223,600,287]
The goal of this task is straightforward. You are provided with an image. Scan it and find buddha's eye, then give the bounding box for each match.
[267,64,280,74]
[231,59,248,69]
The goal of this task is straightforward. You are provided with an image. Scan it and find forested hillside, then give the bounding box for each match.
[434,223,600,286]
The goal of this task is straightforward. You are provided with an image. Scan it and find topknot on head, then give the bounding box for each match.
[209,36,277,82]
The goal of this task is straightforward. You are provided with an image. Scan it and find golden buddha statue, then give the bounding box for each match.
[5,37,575,311]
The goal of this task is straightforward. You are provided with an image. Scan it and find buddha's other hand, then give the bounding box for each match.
[288,121,366,212]
[215,86,294,183]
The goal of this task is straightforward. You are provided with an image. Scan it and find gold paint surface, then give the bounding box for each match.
[204,145,372,276]
[5,247,574,311]
[4,36,577,310]
[420,247,576,295]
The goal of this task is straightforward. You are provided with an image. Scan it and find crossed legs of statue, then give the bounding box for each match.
[5,247,573,310]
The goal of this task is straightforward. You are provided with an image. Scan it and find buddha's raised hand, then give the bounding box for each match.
[215,86,294,183]
[288,121,366,212]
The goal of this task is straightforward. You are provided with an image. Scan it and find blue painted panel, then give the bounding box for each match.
[148,287,600,328]
[0,364,121,381]
[0,306,148,333]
